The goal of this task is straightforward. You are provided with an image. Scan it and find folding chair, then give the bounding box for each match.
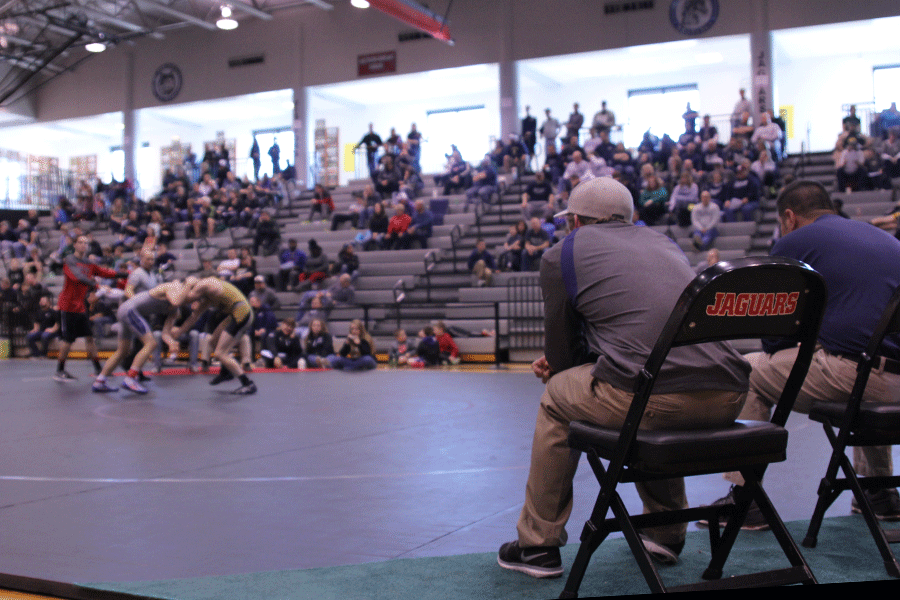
[801,285,900,577]
[559,256,827,597]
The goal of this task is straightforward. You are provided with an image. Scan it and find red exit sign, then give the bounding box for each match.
[358,51,397,77]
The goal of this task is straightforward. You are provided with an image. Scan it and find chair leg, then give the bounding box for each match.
[842,458,900,577]
[803,422,849,548]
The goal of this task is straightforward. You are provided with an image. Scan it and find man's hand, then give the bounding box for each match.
[532,355,554,383]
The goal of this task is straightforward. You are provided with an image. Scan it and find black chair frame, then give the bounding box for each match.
[559,257,827,597]
[802,285,900,577]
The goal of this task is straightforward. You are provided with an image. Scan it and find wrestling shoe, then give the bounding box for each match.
[92,380,118,393]
[121,376,148,394]
[209,369,235,385]
[232,382,257,395]
[851,488,900,521]
[497,541,563,578]
[639,534,684,565]
[137,371,152,382]
[53,370,77,382]
[695,485,769,531]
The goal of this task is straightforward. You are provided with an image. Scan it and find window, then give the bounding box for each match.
[625,84,700,149]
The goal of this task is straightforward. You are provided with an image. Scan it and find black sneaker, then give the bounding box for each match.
[53,370,77,382]
[497,541,563,578]
[232,382,257,395]
[696,485,770,531]
[851,488,900,521]
[137,371,151,382]
[209,369,235,385]
[639,535,684,565]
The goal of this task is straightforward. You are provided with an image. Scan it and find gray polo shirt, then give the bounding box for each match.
[540,221,750,394]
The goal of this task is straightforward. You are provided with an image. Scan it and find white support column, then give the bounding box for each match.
[750,0,773,124]
[123,50,137,186]
[498,0,518,141]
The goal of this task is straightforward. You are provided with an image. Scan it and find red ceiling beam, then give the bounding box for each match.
[367,0,453,43]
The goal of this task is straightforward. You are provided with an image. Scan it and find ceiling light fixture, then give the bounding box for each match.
[85,41,106,52]
[216,6,238,30]
[351,0,370,7]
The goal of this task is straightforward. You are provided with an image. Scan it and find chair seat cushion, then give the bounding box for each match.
[808,401,900,442]
[568,419,788,475]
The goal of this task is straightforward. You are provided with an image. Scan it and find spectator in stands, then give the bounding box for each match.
[327,273,356,305]
[731,88,751,129]
[331,243,360,280]
[309,184,335,222]
[155,242,176,274]
[389,328,415,366]
[698,114,718,144]
[836,136,867,192]
[842,104,862,136]
[26,294,59,358]
[591,100,615,135]
[565,103,583,141]
[464,155,499,213]
[252,210,281,256]
[879,126,900,179]
[250,275,280,311]
[499,136,525,179]
[561,151,591,190]
[732,111,754,144]
[406,123,422,164]
[722,161,761,222]
[328,319,377,371]
[331,193,366,231]
[521,217,551,272]
[434,321,460,365]
[690,190,721,251]
[364,201,389,251]
[303,318,334,369]
[410,325,440,367]
[669,171,699,228]
[750,145,779,194]
[700,138,725,173]
[751,111,784,161]
[297,239,329,290]
[278,238,306,291]
[399,165,424,199]
[540,108,560,152]
[468,239,495,287]
[248,295,278,362]
[638,174,669,226]
[403,199,434,249]
[864,147,890,190]
[218,248,240,280]
[498,221,527,272]
[296,292,333,333]
[704,167,728,208]
[373,154,402,199]
[355,124,383,175]
[386,203,412,250]
[262,317,304,369]
[233,248,258,296]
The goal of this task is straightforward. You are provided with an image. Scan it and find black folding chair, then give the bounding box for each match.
[801,285,900,577]
[559,257,827,597]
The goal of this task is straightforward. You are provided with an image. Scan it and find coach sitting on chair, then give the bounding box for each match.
[699,180,900,526]
[497,177,751,578]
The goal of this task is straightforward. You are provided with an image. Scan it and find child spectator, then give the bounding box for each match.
[262,317,305,369]
[434,321,460,365]
[389,328,415,366]
[328,319,377,371]
[409,325,440,367]
[304,318,334,369]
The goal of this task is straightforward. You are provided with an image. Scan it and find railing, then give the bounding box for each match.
[506,275,543,352]
[422,249,439,303]
[448,224,463,273]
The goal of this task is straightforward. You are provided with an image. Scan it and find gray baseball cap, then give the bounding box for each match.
[555,177,634,222]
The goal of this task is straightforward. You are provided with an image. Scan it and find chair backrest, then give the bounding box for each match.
[844,284,900,411]
[635,256,827,428]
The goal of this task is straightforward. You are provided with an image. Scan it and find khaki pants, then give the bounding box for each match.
[726,348,900,486]
[516,363,746,548]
